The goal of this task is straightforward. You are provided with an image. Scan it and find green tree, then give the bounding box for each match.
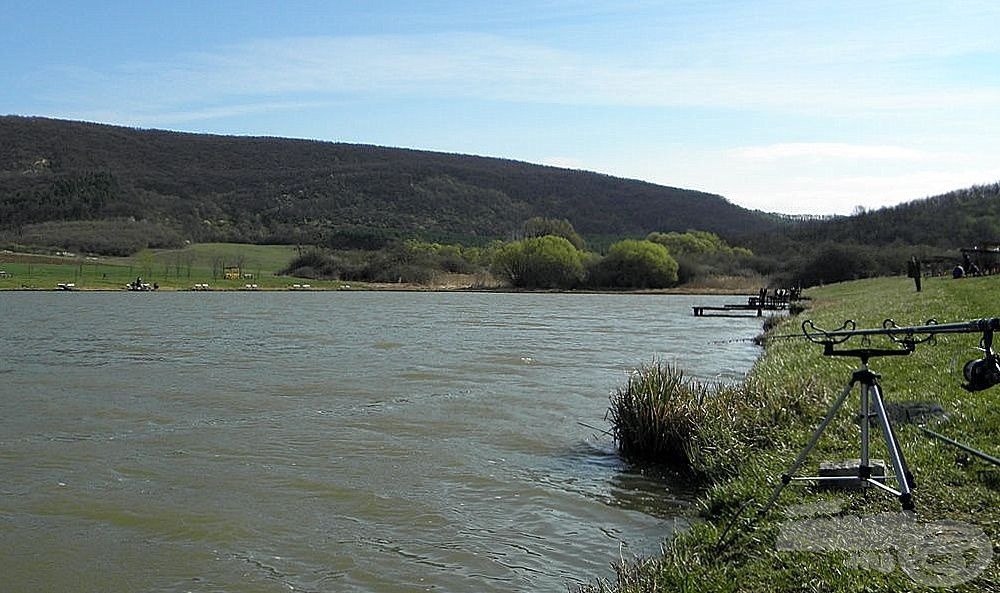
[492,235,584,288]
[791,243,878,286]
[646,230,738,256]
[591,239,678,288]
[521,217,586,250]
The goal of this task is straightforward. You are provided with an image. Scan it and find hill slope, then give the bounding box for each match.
[786,183,1000,248]
[0,116,780,253]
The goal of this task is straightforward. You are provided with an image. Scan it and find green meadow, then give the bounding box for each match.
[586,273,999,592]
[0,243,345,290]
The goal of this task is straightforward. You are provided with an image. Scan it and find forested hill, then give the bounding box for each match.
[781,183,1000,249]
[0,116,780,253]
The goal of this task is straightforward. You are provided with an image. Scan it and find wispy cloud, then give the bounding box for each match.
[48,24,1000,127]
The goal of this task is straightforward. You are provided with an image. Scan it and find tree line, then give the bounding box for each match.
[282,218,760,289]
[3,117,999,288]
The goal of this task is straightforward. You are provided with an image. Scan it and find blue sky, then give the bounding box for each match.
[4,1,1000,215]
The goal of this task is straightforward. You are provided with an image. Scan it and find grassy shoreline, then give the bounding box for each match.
[0,246,765,293]
[586,273,999,592]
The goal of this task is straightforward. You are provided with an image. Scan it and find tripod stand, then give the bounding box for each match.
[760,344,917,516]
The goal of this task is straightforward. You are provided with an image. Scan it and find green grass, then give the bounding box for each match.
[584,273,1000,592]
[0,243,349,290]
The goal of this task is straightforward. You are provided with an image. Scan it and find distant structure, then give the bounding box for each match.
[961,242,1000,276]
[692,287,800,317]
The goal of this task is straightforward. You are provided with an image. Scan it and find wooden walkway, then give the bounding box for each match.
[692,288,798,317]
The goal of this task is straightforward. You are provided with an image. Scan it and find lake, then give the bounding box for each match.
[0,291,762,592]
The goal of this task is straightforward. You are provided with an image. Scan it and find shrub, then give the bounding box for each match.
[491,235,584,288]
[521,216,586,250]
[590,239,679,288]
[282,250,346,279]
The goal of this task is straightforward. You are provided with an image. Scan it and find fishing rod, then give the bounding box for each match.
[724,317,1000,342]
[801,317,1000,392]
[723,317,1000,391]
[917,426,1000,467]
[802,317,1000,343]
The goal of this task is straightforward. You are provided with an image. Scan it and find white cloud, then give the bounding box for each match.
[45,27,1000,126]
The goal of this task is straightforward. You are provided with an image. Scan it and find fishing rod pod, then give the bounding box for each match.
[802,317,1000,392]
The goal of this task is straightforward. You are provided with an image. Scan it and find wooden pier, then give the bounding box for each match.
[692,288,799,317]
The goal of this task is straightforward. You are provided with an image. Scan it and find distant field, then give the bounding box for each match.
[152,243,302,273]
[0,243,345,290]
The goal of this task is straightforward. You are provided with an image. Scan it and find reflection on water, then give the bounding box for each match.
[0,291,761,592]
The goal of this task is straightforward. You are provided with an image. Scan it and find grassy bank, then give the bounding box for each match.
[0,244,344,290]
[588,274,999,592]
[0,244,766,293]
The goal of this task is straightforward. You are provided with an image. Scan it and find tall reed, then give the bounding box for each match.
[607,359,820,480]
[607,361,709,469]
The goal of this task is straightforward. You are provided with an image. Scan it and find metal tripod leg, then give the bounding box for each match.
[758,376,857,516]
[867,381,915,510]
[759,369,916,517]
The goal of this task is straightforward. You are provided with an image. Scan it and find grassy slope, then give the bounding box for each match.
[596,274,999,592]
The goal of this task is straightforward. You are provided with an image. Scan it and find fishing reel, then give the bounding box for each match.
[800,317,1000,391]
[962,356,1000,392]
[963,324,1000,392]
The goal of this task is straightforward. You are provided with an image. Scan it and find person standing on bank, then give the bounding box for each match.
[907,256,922,292]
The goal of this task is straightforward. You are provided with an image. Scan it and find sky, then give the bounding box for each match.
[4,1,1000,215]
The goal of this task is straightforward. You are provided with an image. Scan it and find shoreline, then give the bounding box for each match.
[1,284,760,295]
[580,274,1000,592]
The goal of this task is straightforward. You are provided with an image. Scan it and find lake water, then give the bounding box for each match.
[0,292,762,592]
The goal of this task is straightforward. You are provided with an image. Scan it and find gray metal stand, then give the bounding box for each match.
[760,354,916,516]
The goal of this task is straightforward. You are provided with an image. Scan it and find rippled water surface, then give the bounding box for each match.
[0,292,762,591]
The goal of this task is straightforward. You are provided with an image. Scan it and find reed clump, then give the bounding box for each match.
[608,359,825,481]
[607,361,709,468]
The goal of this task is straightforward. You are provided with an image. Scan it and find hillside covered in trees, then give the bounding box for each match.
[0,116,780,255]
[787,183,1000,248]
[736,182,1000,286]
[2,116,998,289]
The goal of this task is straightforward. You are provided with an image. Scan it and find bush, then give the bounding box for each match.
[521,216,586,250]
[590,239,678,288]
[673,255,700,284]
[282,239,487,284]
[491,235,584,288]
[282,249,344,279]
